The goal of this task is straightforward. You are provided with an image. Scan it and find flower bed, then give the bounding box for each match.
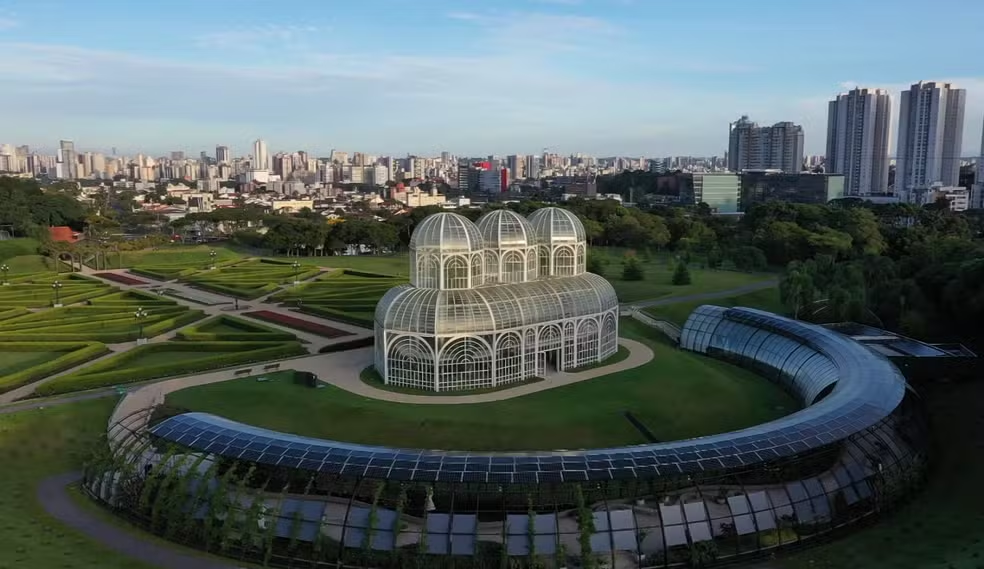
[93,272,148,286]
[243,310,353,338]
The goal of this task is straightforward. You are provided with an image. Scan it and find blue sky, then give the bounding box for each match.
[0,0,981,158]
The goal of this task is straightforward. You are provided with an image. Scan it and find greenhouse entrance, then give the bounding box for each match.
[536,349,562,376]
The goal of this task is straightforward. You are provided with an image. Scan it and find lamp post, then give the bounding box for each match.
[0,263,8,286]
[292,261,301,285]
[51,280,63,307]
[134,306,148,345]
[209,249,217,270]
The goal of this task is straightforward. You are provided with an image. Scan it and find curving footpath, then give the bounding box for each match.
[38,472,237,569]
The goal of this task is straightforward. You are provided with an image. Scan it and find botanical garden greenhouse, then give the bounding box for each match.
[90,303,929,569]
[372,208,620,391]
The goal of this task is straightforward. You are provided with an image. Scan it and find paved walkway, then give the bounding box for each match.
[38,472,237,569]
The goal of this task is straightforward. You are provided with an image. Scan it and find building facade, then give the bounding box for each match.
[728,117,804,173]
[740,171,845,210]
[691,173,741,214]
[374,209,619,391]
[896,81,966,198]
[825,88,892,196]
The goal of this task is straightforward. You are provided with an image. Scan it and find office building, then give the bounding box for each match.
[896,81,966,198]
[728,117,804,173]
[825,88,892,196]
[740,171,845,210]
[691,173,741,214]
[974,119,984,209]
[215,145,230,164]
[252,139,269,172]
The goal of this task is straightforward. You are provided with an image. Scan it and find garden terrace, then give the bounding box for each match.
[242,310,353,339]
[89,244,243,270]
[272,269,407,328]
[0,273,113,308]
[36,339,307,396]
[0,293,204,343]
[181,259,321,299]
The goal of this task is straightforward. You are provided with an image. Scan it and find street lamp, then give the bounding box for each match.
[292,261,301,285]
[0,263,8,286]
[209,249,217,270]
[134,307,148,345]
[51,280,63,307]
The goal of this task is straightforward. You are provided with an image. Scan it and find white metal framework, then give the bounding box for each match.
[375,208,619,391]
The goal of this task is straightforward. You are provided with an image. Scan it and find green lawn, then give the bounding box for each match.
[167,319,798,451]
[99,244,243,269]
[774,379,984,569]
[644,287,785,327]
[0,351,64,376]
[590,247,773,303]
[0,238,41,261]
[0,398,158,569]
[286,254,409,276]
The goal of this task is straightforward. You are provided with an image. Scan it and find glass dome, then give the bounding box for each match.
[409,212,484,253]
[528,207,586,244]
[475,209,538,249]
[376,273,619,335]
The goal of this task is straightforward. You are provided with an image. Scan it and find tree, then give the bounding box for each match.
[586,251,608,276]
[779,264,815,318]
[622,255,645,281]
[671,260,691,285]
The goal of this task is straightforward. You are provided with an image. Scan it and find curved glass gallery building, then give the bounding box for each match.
[89,306,929,569]
[373,208,620,391]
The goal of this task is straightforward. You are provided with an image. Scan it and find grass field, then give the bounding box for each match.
[0,398,158,569]
[590,248,774,303]
[167,319,798,451]
[644,287,784,326]
[0,351,62,376]
[96,244,243,269]
[288,254,410,276]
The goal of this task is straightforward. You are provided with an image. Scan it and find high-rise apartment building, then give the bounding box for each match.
[252,139,269,171]
[825,88,893,196]
[57,140,77,179]
[215,145,230,164]
[728,117,803,173]
[896,81,966,196]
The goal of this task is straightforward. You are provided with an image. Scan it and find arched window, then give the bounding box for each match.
[601,313,618,356]
[439,337,493,390]
[471,253,484,287]
[554,246,576,276]
[387,335,435,390]
[417,254,439,289]
[502,251,526,283]
[526,247,539,280]
[495,333,523,385]
[443,256,469,289]
[576,319,600,366]
[539,245,551,276]
[484,250,499,284]
[576,244,586,274]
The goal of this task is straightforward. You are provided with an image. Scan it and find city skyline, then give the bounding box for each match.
[0,0,982,156]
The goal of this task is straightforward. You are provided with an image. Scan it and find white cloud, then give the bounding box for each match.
[195,24,323,51]
[0,17,19,30]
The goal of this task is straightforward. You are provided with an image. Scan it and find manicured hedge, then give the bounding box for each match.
[36,341,307,396]
[0,307,29,322]
[0,341,108,393]
[186,281,279,300]
[242,310,352,338]
[0,309,204,343]
[339,269,403,279]
[318,336,374,353]
[175,315,297,342]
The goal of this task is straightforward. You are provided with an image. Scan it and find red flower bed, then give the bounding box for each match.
[94,272,149,286]
[244,310,353,338]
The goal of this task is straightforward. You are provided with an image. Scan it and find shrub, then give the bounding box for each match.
[175,315,297,342]
[295,305,374,328]
[243,310,352,338]
[622,256,645,281]
[672,260,692,285]
[731,245,767,272]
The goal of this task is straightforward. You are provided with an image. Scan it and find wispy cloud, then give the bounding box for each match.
[0,17,20,30]
[195,24,323,51]
[533,0,585,5]
[446,10,621,54]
